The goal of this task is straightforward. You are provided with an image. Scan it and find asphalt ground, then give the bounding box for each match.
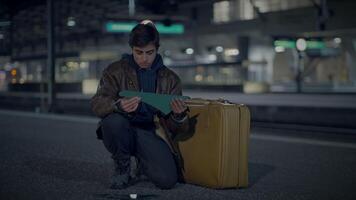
[1,110,356,200]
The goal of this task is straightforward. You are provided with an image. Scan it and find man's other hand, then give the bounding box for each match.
[118,97,141,113]
[170,98,187,115]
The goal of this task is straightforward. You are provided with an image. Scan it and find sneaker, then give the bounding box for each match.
[110,156,130,189]
[110,172,130,189]
[129,158,148,185]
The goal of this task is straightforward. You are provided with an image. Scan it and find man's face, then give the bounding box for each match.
[132,43,157,69]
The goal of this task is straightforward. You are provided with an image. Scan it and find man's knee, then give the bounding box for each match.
[151,171,177,189]
[101,113,130,131]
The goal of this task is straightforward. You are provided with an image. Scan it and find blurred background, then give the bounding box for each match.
[1,1,356,199]
[0,0,355,129]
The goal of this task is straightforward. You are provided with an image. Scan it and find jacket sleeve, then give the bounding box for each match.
[90,68,120,118]
[165,76,190,134]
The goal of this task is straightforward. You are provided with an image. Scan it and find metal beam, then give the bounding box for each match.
[47,0,56,112]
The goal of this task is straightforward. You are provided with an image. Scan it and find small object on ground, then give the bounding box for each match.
[130,193,137,199]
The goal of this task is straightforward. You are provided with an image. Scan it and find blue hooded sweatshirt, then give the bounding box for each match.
[122,54,164,128]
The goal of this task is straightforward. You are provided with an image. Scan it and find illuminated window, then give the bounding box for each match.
[236,0,254,20]
[214,0,255,23]
[254,0,312,13]
[213,1,231,23]
[213,0,313,24]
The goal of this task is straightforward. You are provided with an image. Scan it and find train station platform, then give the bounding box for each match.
[1,110,356,199]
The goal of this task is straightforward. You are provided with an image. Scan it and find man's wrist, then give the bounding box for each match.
[171,112,188,123]
[113,99,125,113]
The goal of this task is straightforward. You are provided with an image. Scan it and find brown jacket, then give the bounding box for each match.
[90,57,190,147]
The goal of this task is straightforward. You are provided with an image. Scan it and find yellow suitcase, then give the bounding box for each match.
[178,99,250,188]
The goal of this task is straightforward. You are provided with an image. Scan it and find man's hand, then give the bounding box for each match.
[117,97,141,113]
[170,98,187,115]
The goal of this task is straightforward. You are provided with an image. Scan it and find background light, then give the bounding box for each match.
[185,48,194,55]
[215,46,224,52]
[106,22,185,34]
[275,46,285,53]
[67,17,76,27]
[334,37,342,44]
[224,48,239,56]
[10,69,17,76]
[296,38,307,51]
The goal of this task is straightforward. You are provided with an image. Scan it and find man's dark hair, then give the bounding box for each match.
[129,23,160,49]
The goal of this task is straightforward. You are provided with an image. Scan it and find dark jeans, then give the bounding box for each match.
[101,113,178,189]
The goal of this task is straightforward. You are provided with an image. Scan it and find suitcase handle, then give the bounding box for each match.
[185,98,210,105]
[185,98,234,105]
